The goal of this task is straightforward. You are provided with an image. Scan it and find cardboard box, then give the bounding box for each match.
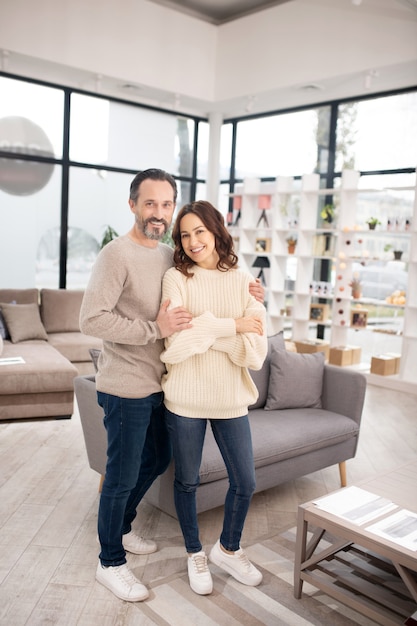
[351,346,362,364]
[295,339,329,360]
[329,345,362,367]
[329,346,353,366]
[370,355,398,376]
[384,352,401,374]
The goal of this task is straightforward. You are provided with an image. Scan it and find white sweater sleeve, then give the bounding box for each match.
[160,269,235,365]
[211,297,267,371]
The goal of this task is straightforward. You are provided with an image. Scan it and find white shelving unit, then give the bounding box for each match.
[228,169,417,393]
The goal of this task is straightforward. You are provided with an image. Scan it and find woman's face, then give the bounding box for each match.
[179,212,219,269]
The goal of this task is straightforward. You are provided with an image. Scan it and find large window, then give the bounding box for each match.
[233,108,327,179]
[0,74,205,289]
[335,93,417,172]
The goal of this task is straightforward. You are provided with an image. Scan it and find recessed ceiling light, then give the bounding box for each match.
[120,83,142,92]
[299,84,324,92]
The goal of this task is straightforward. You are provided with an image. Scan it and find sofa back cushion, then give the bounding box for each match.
[41,289,84,333]
[249,332,285,409]
[0,288,39,305]
[265,346,325,410]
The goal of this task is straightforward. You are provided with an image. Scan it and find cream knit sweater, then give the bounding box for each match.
[160,265,267,419]
[79,235,173,398]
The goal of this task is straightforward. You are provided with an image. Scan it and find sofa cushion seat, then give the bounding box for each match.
[197,408,359,484]
[0,340,78,395]
[47,332,102,363]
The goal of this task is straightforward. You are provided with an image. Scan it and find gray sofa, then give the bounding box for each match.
[74,333,367,518]
[0,288,102,421]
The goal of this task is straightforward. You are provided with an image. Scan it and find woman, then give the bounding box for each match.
[160,200,267,595]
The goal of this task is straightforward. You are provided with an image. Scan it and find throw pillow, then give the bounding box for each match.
[265,344,325,410]
[40,289,84,333]
[249,331,286,409]
[89,348,101,372]
[0,310,9,340]
[0,302,48,343]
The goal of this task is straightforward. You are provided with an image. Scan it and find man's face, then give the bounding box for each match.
[129,179,175,241]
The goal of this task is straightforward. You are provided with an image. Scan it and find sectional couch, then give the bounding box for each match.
[74,333,367,518]
[0,288,101,421]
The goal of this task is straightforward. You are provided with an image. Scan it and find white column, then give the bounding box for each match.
[205,111,223,205]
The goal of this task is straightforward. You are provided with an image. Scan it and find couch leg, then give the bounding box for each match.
[99,475,104,492]
[339,461,347,487]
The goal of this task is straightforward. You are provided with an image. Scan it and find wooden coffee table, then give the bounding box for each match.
[294,460,417,626]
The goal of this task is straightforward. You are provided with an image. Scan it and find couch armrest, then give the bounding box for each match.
[321,364,366,426]
[74,375,107,476]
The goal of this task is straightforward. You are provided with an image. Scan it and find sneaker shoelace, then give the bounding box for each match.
[192,554,209,574]
[116,564,139,586]
[237,550,252,571]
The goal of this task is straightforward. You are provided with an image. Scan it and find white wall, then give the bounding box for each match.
[0,0,416,116]
[0,0,217,101]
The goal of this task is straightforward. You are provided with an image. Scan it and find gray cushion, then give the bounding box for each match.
[89,348,101,372]
[0,310,9,340]
[249,332,285,409]
[265,345,324,410]
[0,302,48,343]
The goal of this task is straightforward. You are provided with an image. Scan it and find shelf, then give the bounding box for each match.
[228,170,416,391]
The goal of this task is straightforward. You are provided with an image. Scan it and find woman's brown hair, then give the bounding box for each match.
[172,200,238,277]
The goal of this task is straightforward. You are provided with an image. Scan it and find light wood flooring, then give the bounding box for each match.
[0,383,416,625]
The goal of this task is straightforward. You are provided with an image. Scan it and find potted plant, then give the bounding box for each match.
[366,217,381,230]
[100,225,119,249]
[349,274,362,299]
[286,235,297,254]
[320,204,336,227]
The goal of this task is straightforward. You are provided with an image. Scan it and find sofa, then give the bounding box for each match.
[0,288,102,421]
[74,333,367,518]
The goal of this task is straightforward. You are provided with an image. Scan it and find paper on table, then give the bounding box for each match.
[313,486,397,525]
[0,356,25,365]
[366,509,417,551]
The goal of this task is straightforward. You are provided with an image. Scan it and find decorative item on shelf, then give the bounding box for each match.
[366,217,381,230]
[385,290,406,305]
[252,256,270,286]
[320,204,336,228]
[384,242,404,261]
[232,195,242,226]
[350,308,368,329]
[309,303,329,322]
[255,237,271,253]
[100,225,119,249]
[286,235,297,254]
[232,236,240,252]
[349,273,362,299]
[256,194,271,227]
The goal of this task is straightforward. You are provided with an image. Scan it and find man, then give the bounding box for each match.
[80,168,264,602]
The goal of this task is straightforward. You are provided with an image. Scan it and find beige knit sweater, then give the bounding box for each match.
[160,265,267,419]
[79,235,173,398]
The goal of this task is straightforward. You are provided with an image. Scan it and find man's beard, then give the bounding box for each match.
[136,215,169,241]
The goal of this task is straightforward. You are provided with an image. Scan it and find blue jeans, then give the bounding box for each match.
[166,410,256,554]
[97,391,171,567]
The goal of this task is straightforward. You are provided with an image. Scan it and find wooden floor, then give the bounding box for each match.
[0,382,416,625]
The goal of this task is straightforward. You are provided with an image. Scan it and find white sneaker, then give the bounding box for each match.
[209,540,262,586]
[187,551,213,595]
[96,562,149,601]
[122,530,157,555]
